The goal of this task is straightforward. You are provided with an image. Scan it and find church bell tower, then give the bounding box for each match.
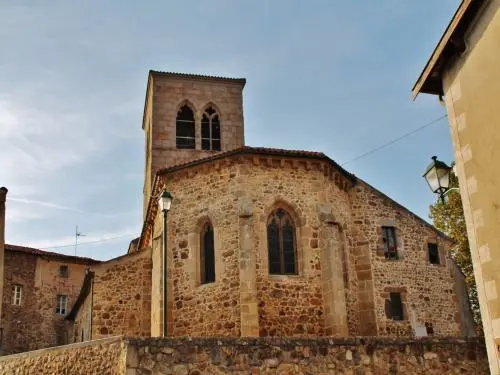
[141,71,246,217]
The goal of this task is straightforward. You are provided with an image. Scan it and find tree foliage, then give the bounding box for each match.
[428,168,482,333]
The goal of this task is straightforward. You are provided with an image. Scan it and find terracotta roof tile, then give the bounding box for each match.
[5,244,100,264]
[149,70,246,85]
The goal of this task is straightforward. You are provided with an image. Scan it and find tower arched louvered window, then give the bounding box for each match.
[201,106,221,151]
[267,208,297,275]
[201,222,215,284]
[176,105,195,149]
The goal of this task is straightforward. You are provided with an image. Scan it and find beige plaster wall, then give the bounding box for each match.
[442,1,500,371]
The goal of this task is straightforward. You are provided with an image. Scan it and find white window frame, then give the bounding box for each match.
[12,285,22,306]
[56,295,68,315]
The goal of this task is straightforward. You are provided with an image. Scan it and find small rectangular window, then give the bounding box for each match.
[427,243,440,264]
[56,295,68,315]
[390,293,403,321]
[382,226,398,259]
[12,285,22,306]
[59,265,69,278]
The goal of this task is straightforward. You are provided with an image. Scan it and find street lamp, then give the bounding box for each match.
[423,156,452,204]
[159,189,173,337]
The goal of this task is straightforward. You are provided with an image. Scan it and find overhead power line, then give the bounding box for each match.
[35,233,138,250]
[340,114,448,166]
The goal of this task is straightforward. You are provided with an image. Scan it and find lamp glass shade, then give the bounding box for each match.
[424,167,440,193]
[423,156,451,195]
[159,190,173,212]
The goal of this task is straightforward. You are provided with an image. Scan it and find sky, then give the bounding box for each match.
[0,0,459,261]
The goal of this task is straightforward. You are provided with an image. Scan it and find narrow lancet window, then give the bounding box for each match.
[176,105,195,149]
[201,222,215,284]
[267,208,297,275]
[201,106,221,151]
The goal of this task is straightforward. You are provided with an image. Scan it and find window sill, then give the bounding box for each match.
[198,281,217,289]
[267,273,303,281]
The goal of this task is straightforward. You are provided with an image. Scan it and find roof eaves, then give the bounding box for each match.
[149,70,246,86]
[5,244,101,264]
[412,0,482,99]
[155,146,356,184]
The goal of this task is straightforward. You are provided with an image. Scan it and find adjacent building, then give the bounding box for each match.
[412,0,500,372]
[1,244,99,354]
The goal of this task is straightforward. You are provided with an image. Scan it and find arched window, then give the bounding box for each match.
[267,208,297,275]
[201,106,221,151]
[200,222,215,284]
[176,105,195,149]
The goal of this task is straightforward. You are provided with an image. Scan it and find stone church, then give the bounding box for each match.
[61,71,474,343]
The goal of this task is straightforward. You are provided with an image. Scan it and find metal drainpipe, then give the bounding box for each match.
[162,210,168,337]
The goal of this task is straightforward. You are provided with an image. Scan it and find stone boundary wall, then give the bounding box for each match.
[125,336,489,374]
[0,336,126,375]
[0,336,488,374]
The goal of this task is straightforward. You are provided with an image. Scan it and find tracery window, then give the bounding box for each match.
[176,105,195,149]
[267,208,297,275]
[200,222,215,284]
[201,106,221,151]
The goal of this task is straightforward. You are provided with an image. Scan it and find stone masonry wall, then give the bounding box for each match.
[1,251,38,353]
[0,336,488,374]
[350,181,463,337]
[91,249,152,339]
[126,336,489,375]
[1,250,90,354]
[73,278,93,343]
[151,156,353,338]
[148,154,468,339]
[0,336,126,375]
[143,74,245,218]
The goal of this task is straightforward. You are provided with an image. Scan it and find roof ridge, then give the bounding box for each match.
[5,243,100,263]
[149,70,246,84]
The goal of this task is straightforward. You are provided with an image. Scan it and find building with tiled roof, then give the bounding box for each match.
[0,243,99,354]
[61,71,476,345]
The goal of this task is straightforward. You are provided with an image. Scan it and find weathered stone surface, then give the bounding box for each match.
[0,337,126,374]
[3,336,485,374]
[141,154,469,339]
[2,247,98,354]
[72,249,152,342]
[126,337,488,375]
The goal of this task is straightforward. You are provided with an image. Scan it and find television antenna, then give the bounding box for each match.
[74,225,86,256]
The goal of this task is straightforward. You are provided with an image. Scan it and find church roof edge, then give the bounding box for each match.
[155,146,357,184]
[149,70,246,85]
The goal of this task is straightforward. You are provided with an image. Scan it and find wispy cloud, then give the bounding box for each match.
[8,197,84,213]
